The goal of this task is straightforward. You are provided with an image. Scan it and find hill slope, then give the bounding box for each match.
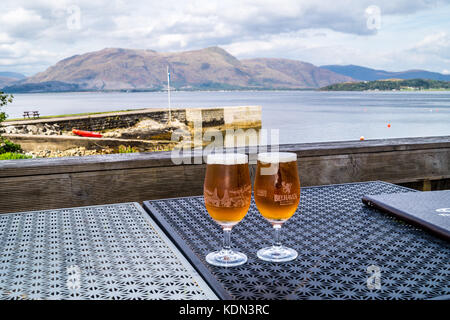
[0,72,26,88]
[320,79,450,91]
[242,58,353,88]
[321,64,450,81]
[12,47,353,91]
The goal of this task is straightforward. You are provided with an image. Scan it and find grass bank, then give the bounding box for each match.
[4,108,145,122]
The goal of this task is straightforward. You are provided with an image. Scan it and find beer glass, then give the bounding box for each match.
[203,153,251,267]
[254,152,300,262]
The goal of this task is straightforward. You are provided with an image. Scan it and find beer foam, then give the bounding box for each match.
[258,152,297,163]
[207,153,248,165]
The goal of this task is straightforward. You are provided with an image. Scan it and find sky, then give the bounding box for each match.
[0,0,449,76]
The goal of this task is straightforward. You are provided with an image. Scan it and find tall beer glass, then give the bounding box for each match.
[254,152,300,262]
[204,153,251,267]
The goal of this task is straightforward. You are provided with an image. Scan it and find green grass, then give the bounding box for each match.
[118,145,138,153]
[0,152,32,160]
[4,108,146,122]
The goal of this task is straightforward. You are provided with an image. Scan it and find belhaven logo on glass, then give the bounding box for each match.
[274,182,298,205]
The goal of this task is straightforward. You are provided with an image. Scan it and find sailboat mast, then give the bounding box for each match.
[167,65,171,124]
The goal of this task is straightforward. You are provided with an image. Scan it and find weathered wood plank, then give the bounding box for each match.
[1,136,449,178]
[297,148,450,186]
[0,165,206,213]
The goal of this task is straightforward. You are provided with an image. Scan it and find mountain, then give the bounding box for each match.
[2,81,81,93]
[5,47,353,92]
[242,58,353,88]
[0,76,17,88]
[0,72,26,80]
[0,72,26,88]
[321,64,450,81]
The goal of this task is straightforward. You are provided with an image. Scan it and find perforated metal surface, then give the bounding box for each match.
[144,182,450,300]
[0,203,216,300]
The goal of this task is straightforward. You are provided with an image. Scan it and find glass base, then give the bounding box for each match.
[206,249,247,267]
[257,245,298,262]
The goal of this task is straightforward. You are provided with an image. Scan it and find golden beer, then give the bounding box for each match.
[204,154,251,227]
[254,152,300,262]
[203,153,251,267]
[254,153,300,223]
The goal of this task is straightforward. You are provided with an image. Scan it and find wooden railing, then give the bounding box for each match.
[0,136,449,213]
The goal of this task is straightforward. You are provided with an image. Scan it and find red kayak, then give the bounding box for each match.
[72,129,103,138]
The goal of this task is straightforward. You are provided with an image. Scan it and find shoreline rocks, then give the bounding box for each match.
[25,143,173,158]
[102,118,189,140]
[25,147,114,158]
[1,123,62,136]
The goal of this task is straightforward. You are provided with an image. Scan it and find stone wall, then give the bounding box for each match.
[1,106,262,154]
[2,106,262,133]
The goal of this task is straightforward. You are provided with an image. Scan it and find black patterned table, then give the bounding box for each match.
[0,203,217,300]
[144,181,450,300]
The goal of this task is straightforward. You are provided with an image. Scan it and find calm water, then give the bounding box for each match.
[3,91,450,144]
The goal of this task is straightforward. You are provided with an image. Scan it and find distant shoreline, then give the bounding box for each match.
[2,87,318,94]
[320,79,450,91]
[5,88,450,95]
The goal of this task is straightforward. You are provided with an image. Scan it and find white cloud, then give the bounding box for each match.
[0,0,449,75]
[0,7,42,25]
[412,31,450,58]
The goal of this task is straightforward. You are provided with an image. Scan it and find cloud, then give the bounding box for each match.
[0,7,48,38]
[412,31,450,59]
[0,0,448,74]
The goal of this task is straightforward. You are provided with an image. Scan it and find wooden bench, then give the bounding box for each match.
[23,111,40,119]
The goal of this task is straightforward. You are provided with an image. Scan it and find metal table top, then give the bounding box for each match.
[144,181,450,300]
[0,202,217,300]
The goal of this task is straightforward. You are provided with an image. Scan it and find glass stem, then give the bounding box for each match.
[273,224,282,248]
[223,227,232,251]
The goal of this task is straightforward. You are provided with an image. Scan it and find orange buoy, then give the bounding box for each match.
[360,136,365,141]
[387,123,391,128]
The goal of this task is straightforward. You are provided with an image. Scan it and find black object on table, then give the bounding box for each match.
[144,181,450,300]
[363,190,450,241]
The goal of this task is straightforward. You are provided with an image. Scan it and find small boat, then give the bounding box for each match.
[72,129,103,138]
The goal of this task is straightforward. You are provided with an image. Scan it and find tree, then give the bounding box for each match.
[0,92,23,156]
[0,91,13,124]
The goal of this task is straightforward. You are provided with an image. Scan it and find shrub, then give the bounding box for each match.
[0,138,22,154]
[0,92,28,158]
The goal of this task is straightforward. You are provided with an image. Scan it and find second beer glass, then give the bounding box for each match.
[254,152,300,262]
